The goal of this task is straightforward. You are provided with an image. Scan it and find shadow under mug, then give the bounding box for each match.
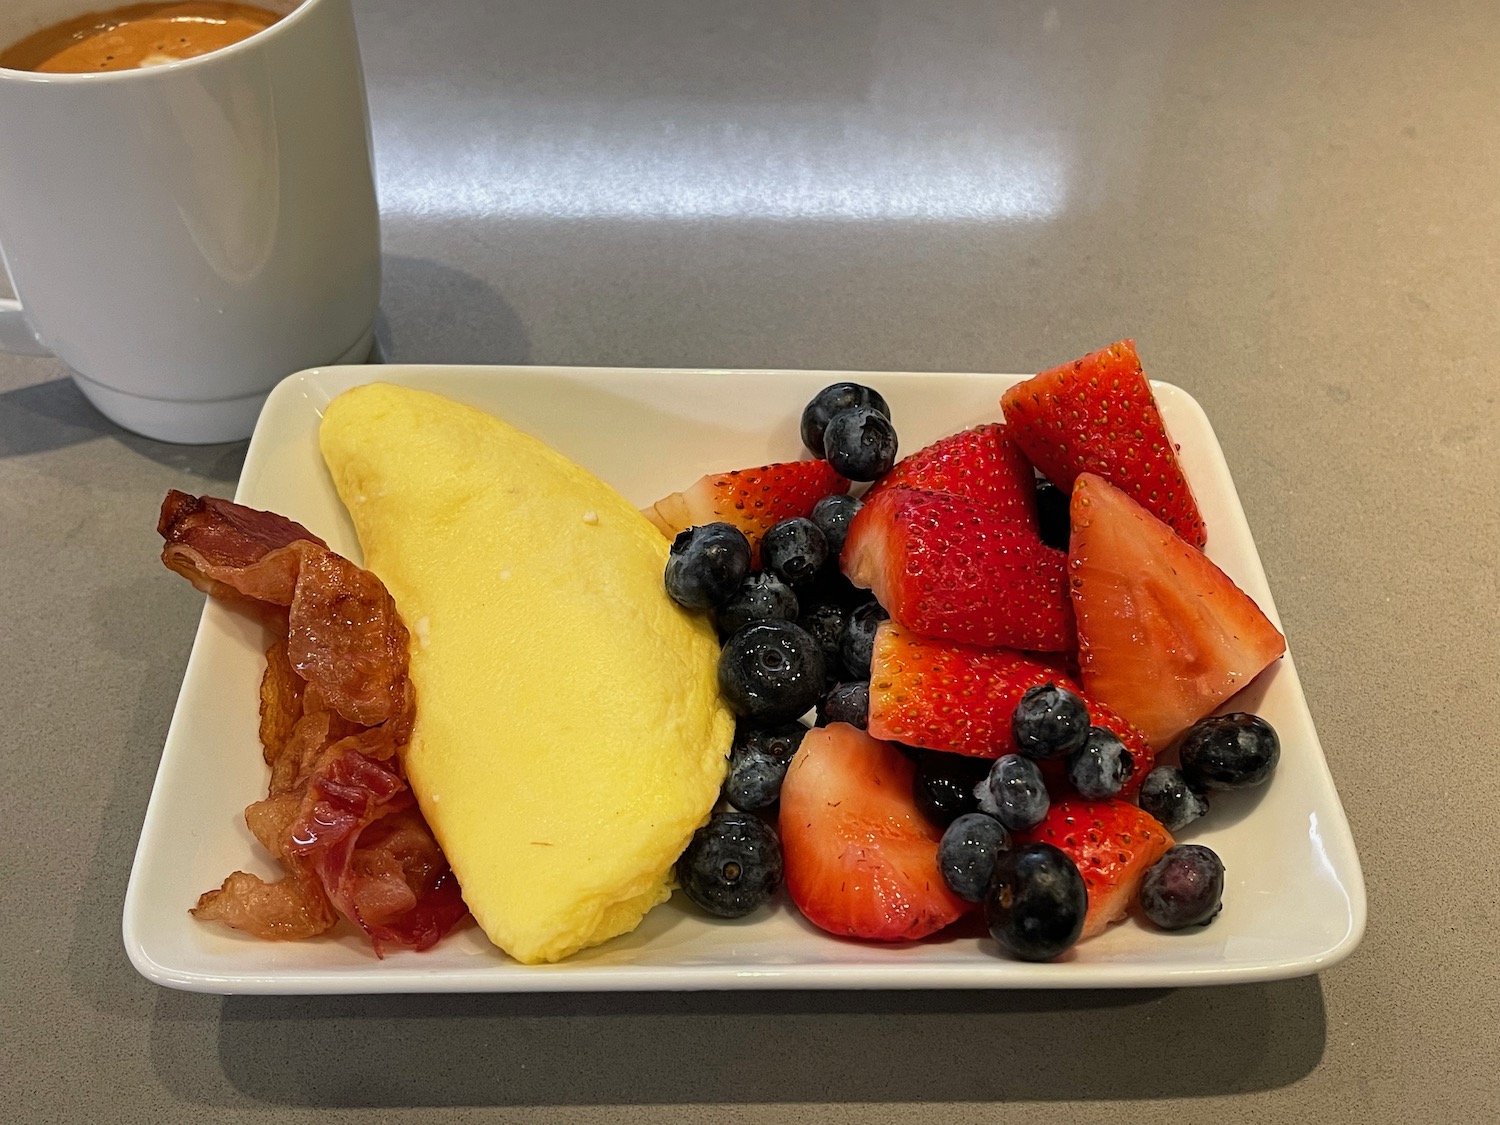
[0,0,380,444]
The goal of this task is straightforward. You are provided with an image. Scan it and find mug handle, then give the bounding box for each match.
[0,296,51,357]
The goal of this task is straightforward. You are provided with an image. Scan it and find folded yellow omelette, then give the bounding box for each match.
[319,383,731,964]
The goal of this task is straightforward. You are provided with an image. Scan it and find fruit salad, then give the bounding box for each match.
[655,339,1288,962]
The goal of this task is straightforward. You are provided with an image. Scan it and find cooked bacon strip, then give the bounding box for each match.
[266,700,373,797]
[287,547,412,728]
[244,793,305,857]
[158,490,410,729]
[269,710,333,797]
[192,793,339,939]
[159,490,324,605]
[288,749,466,955]
[159,490,467,954]
[259,637,304,769]
[349,811,469,952]
[191,870,338,941]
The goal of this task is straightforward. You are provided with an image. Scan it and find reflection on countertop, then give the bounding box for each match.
[365,2,1186,223]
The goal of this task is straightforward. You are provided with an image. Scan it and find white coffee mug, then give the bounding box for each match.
[0,0,380,443]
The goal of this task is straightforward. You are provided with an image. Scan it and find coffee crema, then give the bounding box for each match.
[0,1,283,73]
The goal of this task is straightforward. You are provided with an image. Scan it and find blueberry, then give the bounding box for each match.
[800,382,891,456]
[912,750,989,827]
[723,721,806,811]
[762,517,828,588]
[823,406,899,481]
[807,568,876,611]
[938,812,1011,902]
[974,754,1049,832]
[1035,479,1071,552]
[663,523,752,610]
[810,493,862,560]
[718,620,826,724]
[1138,766,1210,832]
[1139,844,1225,930]
[1011,682,1090,760]
[676,811,784,918]
[984,842,1087,961]
[840,600,889,678]
[797,599,848,672]
[1179,713,1280,791]
[716,572,799,638]
[817,681,869,728]
[1065,727,1134,800]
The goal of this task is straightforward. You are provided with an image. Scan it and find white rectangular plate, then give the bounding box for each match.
[124,364,1365,993]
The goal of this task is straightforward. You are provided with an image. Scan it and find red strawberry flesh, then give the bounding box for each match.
[1019,799,1175,940]
[867,622,1158,790]
[1069,472,1286,750]
[867,621,1068,757]
[864,422,1039,534]
[1001,339,1207,547]
[842,487,1074,652]
[779,723,969,942]
[643,459,850,556]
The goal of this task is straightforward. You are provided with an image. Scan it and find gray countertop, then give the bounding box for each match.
[4,0,1498,1121]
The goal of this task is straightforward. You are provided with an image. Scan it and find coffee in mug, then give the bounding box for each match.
[0,2,283,73]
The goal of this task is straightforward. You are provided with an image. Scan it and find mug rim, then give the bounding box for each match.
[0,0,318,83]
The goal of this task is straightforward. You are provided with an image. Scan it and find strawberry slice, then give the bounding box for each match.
[1070,473,1286,750]
[842,487,1074,651]
[1019,799,1174,940]
[642,460,850,554]
[867,621,1066,757]
[864,423,1039,534]
[779,723,969,941]
[867,623,1157,791]
[1000,339,1207,547]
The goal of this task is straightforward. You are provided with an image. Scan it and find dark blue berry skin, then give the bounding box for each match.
[1138,766,1210,832]
[762,517,829,588]
[1035,479,1071,552]
[938,812,1011,902]
[1179,713,1280,791]
[801,382,892,456]
[817,681,870,728]
[1140,844,1225,930]
[797,599,848,674]
[984,842,1087,961]
[718,620,826,724]
[664,522,752,610]
[1066,727,1134,800]
[912,750,989,827]
[716,572,799,638]
[810,493,862,560]
[676,811,784,918]
[840,600,889,678]
[975,754,1050,832]
[1012,682,1090,760]
[823,406,899,481]
[724,722,806,811]
[806,569,876,611]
